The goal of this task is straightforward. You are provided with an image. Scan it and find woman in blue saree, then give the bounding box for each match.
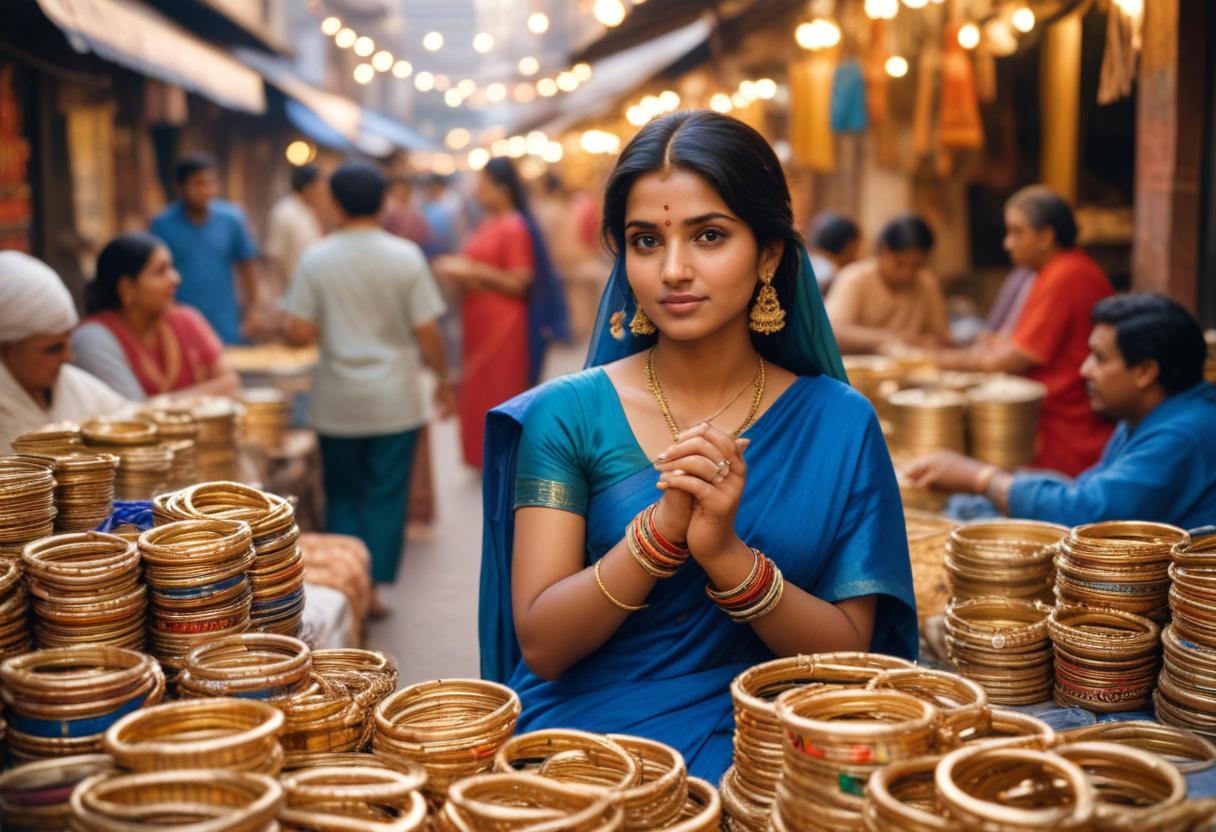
[479,111,917,783]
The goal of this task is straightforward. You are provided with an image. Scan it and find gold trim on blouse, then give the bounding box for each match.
[515,478,587,515]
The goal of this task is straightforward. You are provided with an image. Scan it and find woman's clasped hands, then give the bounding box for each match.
[652,422,751,565]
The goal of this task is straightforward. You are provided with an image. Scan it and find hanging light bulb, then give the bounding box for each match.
[473,33,495,53]
[320,17,342,36]
[414,71,435,92]
[572,63,592,82]
[626,105,648,126]
[286,140,315,166]
[1114,0,1143,15]
[755,78,778,99]
[957,23,981,49]
[594,0,626,27]
[864,0,899,20]
[658,90,680,110]
[392,60,413,79]
[371,50,394,72]
[446,128,471,150]
[710,93,733,113]
[885,55,909,77]
[353,36,375,57]
[796,19,842,50]
[903,0,928,8]
[468,148,490,170]
[537,78,558,97]
[542,141,564,163]
[444,89,462,108]
[640,95,663,115]
[353,63,375,84]
[556,72,578,92]
[518,56,540,76]
[335,28,356,49]
[528,12,550,34]
[423,32,444,51]
[486,82,507,103]
[1011,7,1036,33]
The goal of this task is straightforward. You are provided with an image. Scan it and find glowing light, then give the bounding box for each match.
[491,139,509,157]
[640,95,663,116]
[885,55,909,77]
[473,32,495,53]
[580,130,621,155]
[658,90,680,111]
[392,60,413,79]
[796,18,842,50]
[414,71,435,92]
[573,63,592,82]
[556,72,578,92]
[864,0,899,20]
[486,82,507,103]
[731,91,750,109]
[285,140,315,166]
[372,50,394,72]
[1114,0,1143,15]
[537,78,558,97]
[514,82,537,102]
[739,81,757,101]
[446,128,471,150]
[432,155,457,176]
[526,131,549,155]
[626,106,648,126]
[755,78,778,99]
[335,28,356,48]
[444,89,462,108]
[433,74,451,91]
[518,56,540,76]
[423,31,444,51]
[320,17,342,36]
[528,12,550,34]
[542,141,564,164]
[903,0,928,8]
[353,63,375,84]
[594,0,626,27]
[353,36,374,57]
[710,93,733,113]
[457,79,477,97]
[1011,7,1036,33]
[958,23,981,49]
[468,148,490,170]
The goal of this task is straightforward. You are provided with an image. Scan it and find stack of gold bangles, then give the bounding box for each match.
[0,753,115,830]
[944,597,1053,705]
[139,519,256,668]
[609,734,689,830]
[0,645,164,762]
[276,676,367,755]
[80,418,173,502]
[771,688,938,830]
[436,773,623,831]
[1158,530,1216,736]
[22,532,146,649]
[886,388,967,458]
[865,668,990,744]
[41,453,119,533]
[279,764,428,831]
[721,652,913,831]
[1056,521,1186,622]
[0,556,31,662]
[945,520,1067,605]
[176,633,313,700]
[189,397,241,482]
[0,456,57,559]
[10,423,83,456]
[240,388,291,452]
[1058,720,1216,774]
[707,548,785,622]
[373,678,521,802]
[143,408,200,491]
[1048,603,1161,712]
[159,482,306,636]
[69,768,284,830]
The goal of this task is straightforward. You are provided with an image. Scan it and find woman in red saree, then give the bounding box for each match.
[72,232,240,402]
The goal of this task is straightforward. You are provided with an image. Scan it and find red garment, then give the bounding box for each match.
[1011,250,1115,476]
[459,212,533,468]
[87,306,223,397]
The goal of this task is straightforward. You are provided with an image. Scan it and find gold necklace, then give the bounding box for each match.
[644,347,766,442]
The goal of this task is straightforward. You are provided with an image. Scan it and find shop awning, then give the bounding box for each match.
[35,0,266,114]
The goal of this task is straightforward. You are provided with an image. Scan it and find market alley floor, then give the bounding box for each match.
[367,340,587,684]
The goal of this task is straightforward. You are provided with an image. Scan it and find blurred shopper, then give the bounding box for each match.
[0,252,127,450]
[282,160,453,615]
[264,164,325,305]
[383,175,433,250]
[532,172,610,340]
[419,173,464,257]
[72,232,239,402]
[826,215,951,353]
[982,266,1036,340]
[151,153,260,345]
[433,158,567,469]
[936,185,1114,476]
[905,294,1216,529]
[806,212,860,293]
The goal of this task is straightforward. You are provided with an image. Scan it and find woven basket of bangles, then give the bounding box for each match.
[0,646,165,762]
[0,456,57,559]
[1048,603,1161,712]
[278,764,429,832]
[1056,521,1187,623]
[945,520,1067,605]
[138,518,256,669]
[1160,529,1216,736]
[373,678,521,802]
[944,597,1053,706]
[721,651,913,831]
[68,768,284,831]
[22,532,145,650]
[0,556,31,662]
[156,482,306,636]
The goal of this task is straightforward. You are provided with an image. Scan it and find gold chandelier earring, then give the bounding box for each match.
[629,299,657,336]
[749,270,786,334]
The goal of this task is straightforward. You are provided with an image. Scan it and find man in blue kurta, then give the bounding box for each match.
[150,153,259,344]
[906,293,1216,529]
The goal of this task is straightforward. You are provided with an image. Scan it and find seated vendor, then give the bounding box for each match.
[71,232,240,402]
[904,294,1216,530]
[825,215,951,354]
[0,252,128,451]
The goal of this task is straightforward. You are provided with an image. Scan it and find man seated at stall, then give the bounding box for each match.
[904,294,1216,529]
[0,252,128,451]
[826,215,952,354]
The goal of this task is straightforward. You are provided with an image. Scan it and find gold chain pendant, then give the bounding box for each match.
[644,348,766,442]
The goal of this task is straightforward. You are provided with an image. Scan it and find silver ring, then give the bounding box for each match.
[715,459,731,480]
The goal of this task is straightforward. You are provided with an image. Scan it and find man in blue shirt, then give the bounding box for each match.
[906,293,1216,529]
[150,153,260,344]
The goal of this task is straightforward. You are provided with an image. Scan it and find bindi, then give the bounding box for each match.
[664,205,671,226]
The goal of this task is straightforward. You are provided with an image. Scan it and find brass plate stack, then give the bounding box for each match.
[945,520,1067,605]
[240,388,291,452]
[373,678,521,802]
[0,456,56,559]
[436,772,623,831]
[69,768,284,830]
[0,557,31,662]
[965,375,1046,469]
[944,598,1053,706]
[1160,531,1216,736]
[1048,604,1161,713]
[722,652,914,831]
[0,645,165,762]
[138,519,255,669]
[905,510,956,625]
[1056,521,1187,622]
[22,532,146,650]
[279,765,428,831]
[886,388,967,459]
[45,453,118,533]
[0,753,115,831]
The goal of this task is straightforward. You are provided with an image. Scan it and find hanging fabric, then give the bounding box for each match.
[789,54,836,171]
[938,21,985,152]
[1098,1,1141,104]
[830,59,868,133]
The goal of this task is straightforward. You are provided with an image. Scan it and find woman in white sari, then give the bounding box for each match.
[0,252,127,451]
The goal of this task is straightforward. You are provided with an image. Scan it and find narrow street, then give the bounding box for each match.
[367,340,587,683]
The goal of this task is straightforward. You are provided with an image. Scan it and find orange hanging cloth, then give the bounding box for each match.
[789,54,836,171]
[938,21,985,151]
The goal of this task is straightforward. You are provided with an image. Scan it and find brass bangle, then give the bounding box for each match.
[594,559,647,612]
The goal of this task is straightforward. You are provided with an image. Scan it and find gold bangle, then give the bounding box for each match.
[594,559,647,612]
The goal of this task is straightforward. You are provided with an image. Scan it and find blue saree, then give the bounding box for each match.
[479,247,918,782]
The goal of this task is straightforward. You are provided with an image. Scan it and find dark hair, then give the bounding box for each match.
[418,173,448,190]
[86,232,164,314]
[1092,293,1206,395]
[876,215,935,253]
[810,213,860,255]
[603,110,802,286]
[483,157,530,214]
[1006,185,1077,249]
[329,159,386,217]
[174,152,217,187]
[290,164,320,192]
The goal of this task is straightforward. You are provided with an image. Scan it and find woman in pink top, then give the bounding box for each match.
[73,232,239,401]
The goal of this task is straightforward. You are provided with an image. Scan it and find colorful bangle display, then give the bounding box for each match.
[707,549,785,622]
[626,504,689,579]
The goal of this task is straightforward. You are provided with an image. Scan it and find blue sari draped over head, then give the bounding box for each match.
[478,246,917,782]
